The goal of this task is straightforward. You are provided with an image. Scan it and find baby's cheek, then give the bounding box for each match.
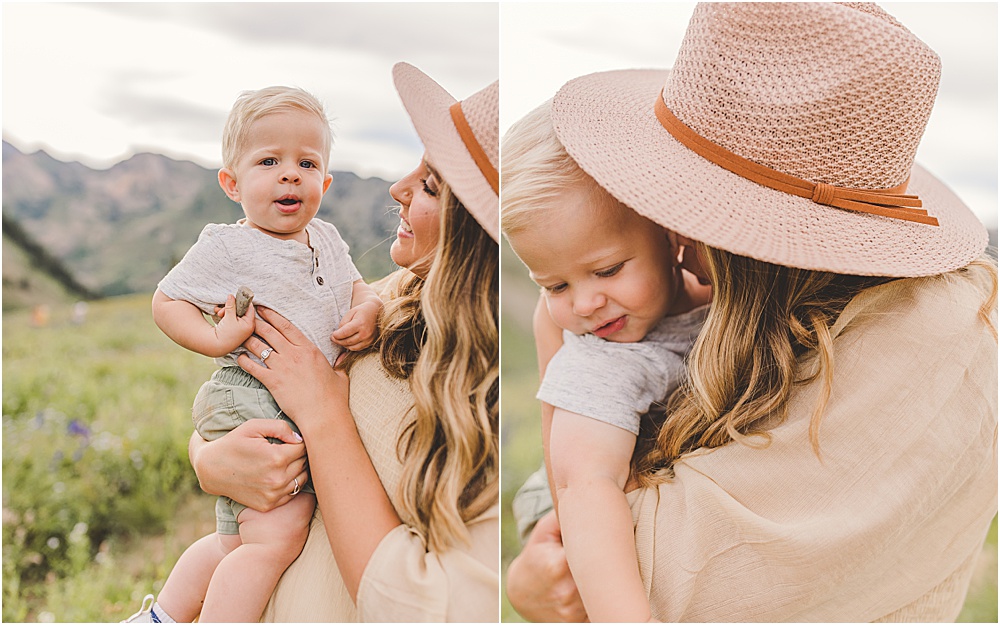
[546,301,574,333]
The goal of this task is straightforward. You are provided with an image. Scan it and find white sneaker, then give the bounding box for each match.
[121,594,156,623]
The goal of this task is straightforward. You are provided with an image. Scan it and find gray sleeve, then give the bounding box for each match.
[157,225,239,314]
[537,331,684,435]
[511,465,553,545]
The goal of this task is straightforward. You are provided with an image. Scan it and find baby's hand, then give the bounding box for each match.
[331,299,381,351]
[213,293,256,353]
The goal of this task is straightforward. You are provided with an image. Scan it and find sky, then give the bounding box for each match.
[2,2,995,229]
[2,2,499,181]
[500,2,998,229]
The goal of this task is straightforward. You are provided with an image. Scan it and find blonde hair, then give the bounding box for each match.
[345,182,498,552]
[501,100,629,238]
[634,249,999,485]
[221,86,333,172]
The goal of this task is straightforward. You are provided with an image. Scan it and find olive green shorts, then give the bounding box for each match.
[192,366,313,535]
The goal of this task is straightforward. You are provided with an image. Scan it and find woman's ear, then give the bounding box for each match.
[675,234,711,285]
[666,229,684,265]
[218,168,241,202]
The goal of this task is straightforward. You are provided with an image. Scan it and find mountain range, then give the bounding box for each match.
[2,140,399,298]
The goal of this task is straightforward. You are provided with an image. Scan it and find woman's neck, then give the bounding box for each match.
[667,269,713,316]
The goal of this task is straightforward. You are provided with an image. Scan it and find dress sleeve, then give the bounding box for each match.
[356,505,500,622]
[633,267,998,622]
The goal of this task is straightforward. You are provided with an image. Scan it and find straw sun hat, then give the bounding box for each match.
[551,2,988,277]
[393,62,499,242]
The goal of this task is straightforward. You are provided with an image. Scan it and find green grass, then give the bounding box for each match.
[2,294,218,622]
[500,311,544,623]
[4,282,996,623]
[958,515,998,623]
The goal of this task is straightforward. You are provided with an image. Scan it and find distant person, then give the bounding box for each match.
[501,100,710,622]
[125,86,382,623]
[71,301,88,325]
[31,304,50,327]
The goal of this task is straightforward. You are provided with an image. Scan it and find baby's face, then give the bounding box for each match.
[510,187,678,343]
[222,109,332,243]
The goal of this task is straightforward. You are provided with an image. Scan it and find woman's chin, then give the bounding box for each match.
[390,240,409,268]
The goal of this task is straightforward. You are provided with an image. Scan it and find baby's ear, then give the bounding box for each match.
[218,168,241,202]
[322,172,333,194]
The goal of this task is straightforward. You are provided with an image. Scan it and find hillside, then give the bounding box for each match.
[2,141,399,296]
[2,212,97,311]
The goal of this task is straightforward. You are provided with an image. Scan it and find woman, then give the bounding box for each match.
[505,3,996,621]
[189,62,500,621]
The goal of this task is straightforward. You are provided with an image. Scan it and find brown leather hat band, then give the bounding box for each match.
[655,93,939,227]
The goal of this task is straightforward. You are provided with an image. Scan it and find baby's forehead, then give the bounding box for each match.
[574,191,657,234]
[239,111,330,154]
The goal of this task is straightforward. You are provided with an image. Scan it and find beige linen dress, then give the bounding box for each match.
[628,264,997,621]
[261,353,499,622]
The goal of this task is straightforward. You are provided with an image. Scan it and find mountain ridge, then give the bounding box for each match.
[2,140,399,296]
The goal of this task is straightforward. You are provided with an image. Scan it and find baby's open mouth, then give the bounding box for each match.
[277,198,299,206]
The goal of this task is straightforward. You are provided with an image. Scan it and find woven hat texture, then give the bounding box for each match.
[393,62,499,242]
[551,2,987,277]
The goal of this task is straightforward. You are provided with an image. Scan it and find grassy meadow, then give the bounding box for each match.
[2,294,217,622]
[2,263,996,623]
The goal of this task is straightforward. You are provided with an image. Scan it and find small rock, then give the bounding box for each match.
[235,286,254,317]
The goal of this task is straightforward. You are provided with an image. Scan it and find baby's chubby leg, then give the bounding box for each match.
[156,532,242,622]
[199,493,315,622]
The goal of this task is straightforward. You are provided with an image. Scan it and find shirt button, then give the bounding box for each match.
[316,276,324,285]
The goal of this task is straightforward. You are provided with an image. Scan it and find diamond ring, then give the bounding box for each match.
[260,348,273,361]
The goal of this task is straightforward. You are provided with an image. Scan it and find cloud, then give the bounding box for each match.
[99,82,227,145]
[90,3,498,83]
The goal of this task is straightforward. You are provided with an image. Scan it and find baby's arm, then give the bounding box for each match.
[332,279,383,352]
[534,296,565,512]
[152,288,255,358]
[550,409,651,622]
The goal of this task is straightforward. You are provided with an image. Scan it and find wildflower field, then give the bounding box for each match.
[2,294,217,622]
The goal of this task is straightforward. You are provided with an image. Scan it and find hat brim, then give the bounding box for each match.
[552,69,987,277]
[393,62,499,242]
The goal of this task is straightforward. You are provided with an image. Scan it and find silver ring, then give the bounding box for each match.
[290,477,300,496]
[260,348,273,361]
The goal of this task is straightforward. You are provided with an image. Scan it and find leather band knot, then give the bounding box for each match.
[812,183,836,206]
[653,93,939,227]
[449,101,499,196]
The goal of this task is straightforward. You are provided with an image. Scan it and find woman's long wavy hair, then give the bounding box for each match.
[347,181,498,552]
[633,247,998,486]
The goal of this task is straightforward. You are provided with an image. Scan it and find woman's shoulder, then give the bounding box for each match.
[369,267,415,298]
[832,258,997,341]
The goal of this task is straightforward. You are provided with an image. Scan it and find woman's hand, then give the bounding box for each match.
[188,419,308,512]
[240,308,399,601]
[237,306,350,434]
[506,511,588,622]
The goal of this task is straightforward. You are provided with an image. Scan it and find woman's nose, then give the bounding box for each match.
[389,178,411,205]
[572,289,606,317]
